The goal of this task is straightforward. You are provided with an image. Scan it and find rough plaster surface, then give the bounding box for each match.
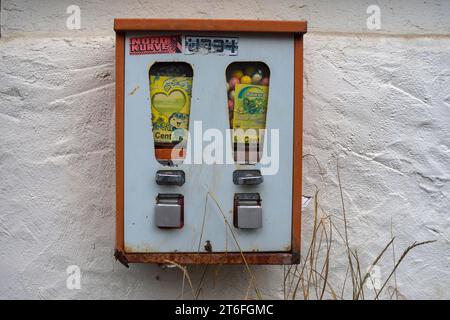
[2,0,450,36]
[0,1,449,299]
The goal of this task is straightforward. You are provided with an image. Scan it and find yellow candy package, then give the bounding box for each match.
[149,75,192,146]
[232,83,269,144]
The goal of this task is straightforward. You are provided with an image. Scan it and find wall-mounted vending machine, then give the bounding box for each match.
[114,19,307,265]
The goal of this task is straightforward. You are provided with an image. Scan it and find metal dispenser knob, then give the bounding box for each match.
[155,170,185,186]
[233,170,263,185]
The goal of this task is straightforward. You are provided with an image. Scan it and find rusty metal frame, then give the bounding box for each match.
[115,19,306,265]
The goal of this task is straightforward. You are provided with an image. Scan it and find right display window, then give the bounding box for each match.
[226,62,270,164]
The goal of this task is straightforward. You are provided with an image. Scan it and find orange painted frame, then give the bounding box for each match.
[114,19,306,265]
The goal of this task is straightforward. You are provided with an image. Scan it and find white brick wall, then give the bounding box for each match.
[0,0,449,299]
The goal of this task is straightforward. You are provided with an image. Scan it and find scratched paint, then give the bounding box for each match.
[128,85,140,96]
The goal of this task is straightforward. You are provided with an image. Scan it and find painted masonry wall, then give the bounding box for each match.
[0,0,449,299]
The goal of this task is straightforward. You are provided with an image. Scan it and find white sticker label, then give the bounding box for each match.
[184,35,239,56]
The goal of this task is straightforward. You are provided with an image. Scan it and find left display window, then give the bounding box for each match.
[149,62,193,166]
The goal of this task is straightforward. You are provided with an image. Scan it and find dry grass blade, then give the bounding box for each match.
[319,215,332,300]
[351,250,368,299]
[291,189,321,299]
[390,217,399,300]
[284,264,297,299]
[181,267,186,299]
[311,269,339,299]
[341,264,350,299]
[336,156,357,299]
[283,266,290,300]
[289,187,335,300]
[306,188,320,299]
[207,192,262,300]
[375,240,436,299]
[355,237,395,299]
[302,153,325,181]
[245,276,253,300]
[194,266,209,300]
[164,259,196,299]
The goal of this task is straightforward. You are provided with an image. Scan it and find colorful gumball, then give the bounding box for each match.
[229,90,235,100]
[240,75,252,84]
[226,82,230,91]
[252,73,262,84]
[261,77,270,86]
[229,77,240,90]
[231,70,244,79]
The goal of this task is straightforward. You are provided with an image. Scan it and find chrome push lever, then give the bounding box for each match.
[233,170,263,185]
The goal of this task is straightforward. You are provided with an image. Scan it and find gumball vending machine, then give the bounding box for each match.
[114,19,307,265]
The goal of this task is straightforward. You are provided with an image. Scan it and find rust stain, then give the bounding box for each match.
[128,85,140,96]
[124,252,294,265]
[114,249,129,268]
